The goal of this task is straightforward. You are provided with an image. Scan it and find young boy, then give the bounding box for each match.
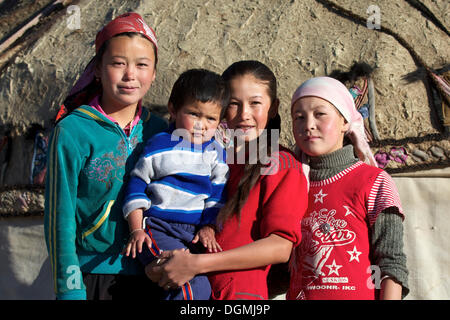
[122,69,230,300]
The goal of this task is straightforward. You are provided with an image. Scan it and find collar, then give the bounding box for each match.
[309,145,359,181]
[88,95,143,131]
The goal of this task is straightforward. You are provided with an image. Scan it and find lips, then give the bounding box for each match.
[304,136,320,141]
[236,125,255,133]
[118,86,138,93]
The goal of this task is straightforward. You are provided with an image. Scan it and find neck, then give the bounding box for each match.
[100,95,138,128]
[309,145,359,181]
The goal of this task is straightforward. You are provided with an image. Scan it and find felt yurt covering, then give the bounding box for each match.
[0,0,448,299]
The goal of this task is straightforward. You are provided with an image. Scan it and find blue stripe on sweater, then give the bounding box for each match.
[123,176,149,204]
[155,174,212,196]
[148,206,203,224]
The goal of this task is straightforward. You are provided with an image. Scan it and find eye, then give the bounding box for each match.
[137,63,149,67]
[112,61,125,67]
[228,102,239,108]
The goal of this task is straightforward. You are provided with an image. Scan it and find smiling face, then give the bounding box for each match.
[226,74,276,143]
[169,100,222,144]
[96,35,156,112]
[291,96,349,157]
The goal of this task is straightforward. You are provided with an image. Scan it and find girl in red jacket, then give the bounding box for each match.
[147,60,309,300]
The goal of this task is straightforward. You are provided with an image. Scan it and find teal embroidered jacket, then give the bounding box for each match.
[44,105,167,300]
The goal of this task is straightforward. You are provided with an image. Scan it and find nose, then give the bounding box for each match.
[238,103,251,121]
[123,64,136,80]
[193,120,203,131]
[304,115,316,132]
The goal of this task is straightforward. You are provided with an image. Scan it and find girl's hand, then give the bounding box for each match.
[149,248,197,289]
[121,229,152,258]
[192,225,222,253]
[144,256,168,283]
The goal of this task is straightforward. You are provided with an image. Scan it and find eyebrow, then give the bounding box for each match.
[230,95,264,100]
[110,55,152,60]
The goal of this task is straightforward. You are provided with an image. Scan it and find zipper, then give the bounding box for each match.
[116,124,134,156]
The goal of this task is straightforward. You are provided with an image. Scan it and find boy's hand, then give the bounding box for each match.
[192,225,222,253]
[122,229,152,258]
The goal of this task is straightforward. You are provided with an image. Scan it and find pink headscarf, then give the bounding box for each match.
[291,77,377,184]
[56,12,158,121]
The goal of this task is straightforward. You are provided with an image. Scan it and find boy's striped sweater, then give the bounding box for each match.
[123,126,229,226]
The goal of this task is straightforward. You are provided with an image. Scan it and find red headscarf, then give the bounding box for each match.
[95,12,157,56]
[56,12,158,122]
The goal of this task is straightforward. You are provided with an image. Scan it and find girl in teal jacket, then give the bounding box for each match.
[44,13,166,300]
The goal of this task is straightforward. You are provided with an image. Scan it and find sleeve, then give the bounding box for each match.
[259,151,309,246]
[44,126,86,300]
[201,144,229,226]
[367,170,404,227]
[370,207,410,299]
[122,136,161,219]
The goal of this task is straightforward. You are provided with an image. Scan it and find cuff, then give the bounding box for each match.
[123,199,151,219]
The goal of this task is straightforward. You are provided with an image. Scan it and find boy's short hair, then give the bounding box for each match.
[168,69,230,118]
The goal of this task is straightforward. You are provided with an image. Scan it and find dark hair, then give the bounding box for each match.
[168,68,230,119]
[57,32,157,123]
[217,60,281,225]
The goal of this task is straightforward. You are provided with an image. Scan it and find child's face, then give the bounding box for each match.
[169,100,222,144]
[96,35,156,110]
[226,74,274,142]
[291,96,349,157]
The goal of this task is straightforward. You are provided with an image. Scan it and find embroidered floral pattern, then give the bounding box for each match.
[83,137,140,186]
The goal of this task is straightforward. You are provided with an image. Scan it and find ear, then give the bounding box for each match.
[342,119,351,133]
[269,98,280,119]
[167,102,176,121]
[151,69,156,84]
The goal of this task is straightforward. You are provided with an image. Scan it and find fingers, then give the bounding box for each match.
[158,250,173,259]
[145,262,164,283]
[123,233,152,258]
[144,236,153,251]
[121,241,132,256]
[212,241,223,252]
[192,234,199,244]
[199,236,222,253]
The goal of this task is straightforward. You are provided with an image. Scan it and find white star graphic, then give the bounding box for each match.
[325,259,342,276]
[314,189,328,203]
[343,205,356,218]
[347,246,362,262]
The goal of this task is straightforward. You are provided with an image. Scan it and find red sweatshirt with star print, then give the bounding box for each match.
[287,161,403,300]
